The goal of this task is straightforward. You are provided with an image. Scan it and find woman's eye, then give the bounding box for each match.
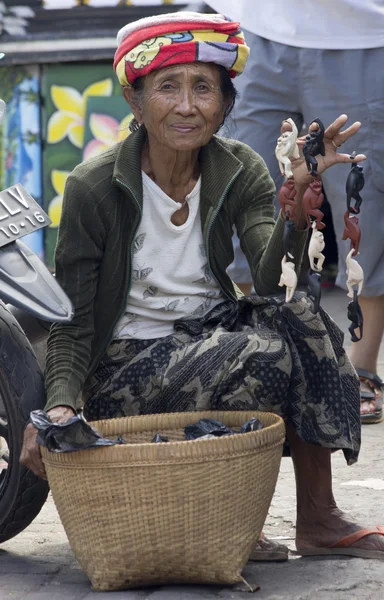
[160,83,175,91]
[196,84,209,91]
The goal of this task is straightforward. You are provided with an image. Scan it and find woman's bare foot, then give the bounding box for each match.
[296,507,384,554]
[287,423,384,557]
[249,535,289,562]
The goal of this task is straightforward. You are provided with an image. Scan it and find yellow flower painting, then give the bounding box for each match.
[47,79,113,148]
[83,112,133,161]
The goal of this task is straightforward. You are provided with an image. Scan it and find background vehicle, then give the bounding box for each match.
[0,92,73,543]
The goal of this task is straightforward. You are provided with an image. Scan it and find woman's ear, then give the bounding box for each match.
[223,95,233,119]
[216,98,232,132]
[123,86,143,124]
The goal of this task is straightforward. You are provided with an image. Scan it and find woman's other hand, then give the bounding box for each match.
[20,406,75,479]
[292,114,366,185]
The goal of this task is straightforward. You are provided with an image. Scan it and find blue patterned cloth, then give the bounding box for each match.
[83,294,361,465]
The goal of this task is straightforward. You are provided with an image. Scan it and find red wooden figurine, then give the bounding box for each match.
[302,177,325,229]
[278,178,297,218]
[342,210,361,256]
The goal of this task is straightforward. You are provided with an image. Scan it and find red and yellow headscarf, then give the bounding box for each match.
[114,12,250,87]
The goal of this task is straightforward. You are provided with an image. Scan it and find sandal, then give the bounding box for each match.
[296,526,384,559]
[357,368,384,424]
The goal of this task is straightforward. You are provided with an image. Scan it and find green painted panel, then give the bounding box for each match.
[42,62,129,266]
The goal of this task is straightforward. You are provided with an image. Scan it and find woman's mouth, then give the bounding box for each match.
[171,124,198,133]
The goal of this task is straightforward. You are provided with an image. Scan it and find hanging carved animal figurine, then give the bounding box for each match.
[278,256,298,303]
[283,216,296,259]
[345,248,364,298]
[302,118,326,177]
[302,177,325,229]
[306,270,322,314]
[275,118,300,179]
[347,289,364,342]
[308,221,325,272]
[346,163,365,214]
[278,178,297,218]
[342,210,361,256]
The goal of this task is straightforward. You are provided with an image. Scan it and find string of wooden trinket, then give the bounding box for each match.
[276,118,327,312]
[275,117,365,341]
[275,119,300,303]
[344,162,365,342]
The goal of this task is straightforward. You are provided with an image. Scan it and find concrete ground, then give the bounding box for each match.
[1,287,383,600]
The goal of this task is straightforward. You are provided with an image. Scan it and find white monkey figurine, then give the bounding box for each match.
[279,255,298,303]
[308,221,325,272]
[275,118,300,179]
[346,248,364,298]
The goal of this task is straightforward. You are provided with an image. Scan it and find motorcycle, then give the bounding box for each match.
[0,93,73,543]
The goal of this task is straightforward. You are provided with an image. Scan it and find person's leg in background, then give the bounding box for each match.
[222,32,303,293]
[301,46,384,422]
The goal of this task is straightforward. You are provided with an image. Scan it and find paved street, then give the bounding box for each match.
[1,287,383,600]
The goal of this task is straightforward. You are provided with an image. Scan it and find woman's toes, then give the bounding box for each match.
[360,400,374,414]
[357,533,384,552]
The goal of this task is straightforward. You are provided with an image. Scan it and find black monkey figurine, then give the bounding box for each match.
[306,270,322,314]
[283,212,296,259]
[346,163,365,214]
[347,289,364,342]
[303,118,326,178]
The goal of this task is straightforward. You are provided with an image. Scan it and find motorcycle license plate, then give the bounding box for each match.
[0,184,51,248]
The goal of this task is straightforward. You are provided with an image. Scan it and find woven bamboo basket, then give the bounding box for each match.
[41,410,285,592]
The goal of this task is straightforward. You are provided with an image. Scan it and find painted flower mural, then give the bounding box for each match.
[47,79,113,148]
[48,169,70,228]
[43,64,130,263]
[83,112,133,161]
[47,111,132,228]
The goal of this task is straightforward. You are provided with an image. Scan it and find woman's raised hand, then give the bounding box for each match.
[292,114,366,186]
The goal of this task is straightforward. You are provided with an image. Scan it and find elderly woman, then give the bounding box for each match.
[22,12,384,558]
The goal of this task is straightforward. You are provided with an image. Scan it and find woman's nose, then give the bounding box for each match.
[175,88,196,115]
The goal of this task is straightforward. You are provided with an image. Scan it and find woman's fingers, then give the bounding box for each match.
[324,114,349,138]
[324,115,363,149]
[19,408,75,479]
[29,449,47,480]
[283,117,365,176]
[335,121,362,145]
[336,152,366,164]
[298,122,363,155]
[20,423,47,480]
[285,116,362,146]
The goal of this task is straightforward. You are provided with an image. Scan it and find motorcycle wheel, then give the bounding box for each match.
[0,302,49,543]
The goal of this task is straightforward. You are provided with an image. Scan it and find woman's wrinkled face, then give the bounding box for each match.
[127,63,228,151]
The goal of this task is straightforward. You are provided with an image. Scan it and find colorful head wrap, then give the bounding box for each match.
[114,12,250,87]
